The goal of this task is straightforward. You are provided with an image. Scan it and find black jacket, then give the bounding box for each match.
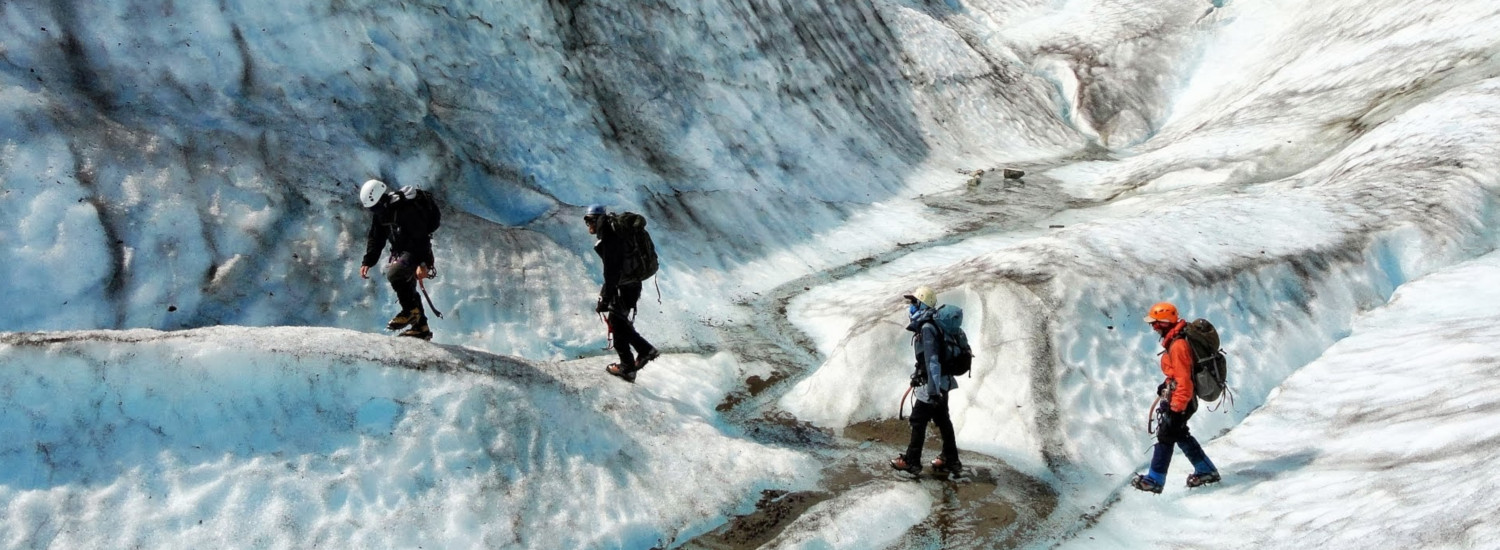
[361,193,436,268]
[593,220,624,299]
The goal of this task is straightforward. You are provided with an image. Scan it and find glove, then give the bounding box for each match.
[1156,382,1168,397]
[595,297,611,313]
[424,265,438,281]
[910,372,924,387]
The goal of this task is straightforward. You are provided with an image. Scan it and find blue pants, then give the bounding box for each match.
[1149,404,1216,483]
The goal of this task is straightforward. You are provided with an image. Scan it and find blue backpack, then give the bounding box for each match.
[931,305,973,377]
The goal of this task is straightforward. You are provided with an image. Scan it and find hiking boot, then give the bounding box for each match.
[399,325,433,340]
[635,347,661,370]
[1186,471,1221,488]
[606,363,637,382]
[396,319,432,340]
[387,308,423,330]
[1131,474,1164,494]
[398,316,432,340]
[889,456,922,475]
[931,456,962,474]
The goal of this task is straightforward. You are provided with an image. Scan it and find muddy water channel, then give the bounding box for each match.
[684,418,1057,548]
[679,167,1088,548]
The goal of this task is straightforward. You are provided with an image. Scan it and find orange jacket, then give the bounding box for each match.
[1159,321,1195,412]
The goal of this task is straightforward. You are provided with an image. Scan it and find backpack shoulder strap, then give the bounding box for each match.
[921,317,944,340]
[911,317,941,350]
[1160,332,1189,358]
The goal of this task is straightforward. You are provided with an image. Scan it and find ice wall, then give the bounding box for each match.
[0,0,1231,356]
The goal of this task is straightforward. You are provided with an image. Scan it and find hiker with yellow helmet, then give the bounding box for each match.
[1131,302,1221,493]
[890,286,963,477]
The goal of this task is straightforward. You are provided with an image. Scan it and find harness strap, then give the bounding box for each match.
[1207,386,1237,412]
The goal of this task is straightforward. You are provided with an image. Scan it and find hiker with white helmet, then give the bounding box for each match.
[1132,301,1222,493]
[890,286,963,477]
[356,179,442,340]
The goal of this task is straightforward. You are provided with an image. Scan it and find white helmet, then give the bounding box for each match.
[359,179,388,208]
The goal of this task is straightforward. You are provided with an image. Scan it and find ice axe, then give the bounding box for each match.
[898,386,913,420]
[1145,394,1163,435]
[418,278,444,319]
[598,312,615,350]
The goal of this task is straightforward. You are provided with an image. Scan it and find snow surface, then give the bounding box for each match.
[0,329,813,548]
[2,0,1500,548]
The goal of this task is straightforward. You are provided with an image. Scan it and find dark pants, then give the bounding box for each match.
[608,282,654,370]
[1150,401,1215,480]
[905,398,958,464]
[383,252,423,315]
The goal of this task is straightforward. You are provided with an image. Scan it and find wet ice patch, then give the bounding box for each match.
[762,481,931,550]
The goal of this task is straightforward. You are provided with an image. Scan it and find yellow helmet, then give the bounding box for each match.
[1144,302,1179,323]
[904,286,937,308]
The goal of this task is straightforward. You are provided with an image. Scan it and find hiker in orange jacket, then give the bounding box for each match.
[1131,302,1221,493]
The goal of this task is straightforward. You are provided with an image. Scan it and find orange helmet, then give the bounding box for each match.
[1144,302,1179,323]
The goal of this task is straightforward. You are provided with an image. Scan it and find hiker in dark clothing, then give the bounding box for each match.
[1132,301,1221,493]
[586,205,659,382]
[357,179,437,340]
[890,286,961,476]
